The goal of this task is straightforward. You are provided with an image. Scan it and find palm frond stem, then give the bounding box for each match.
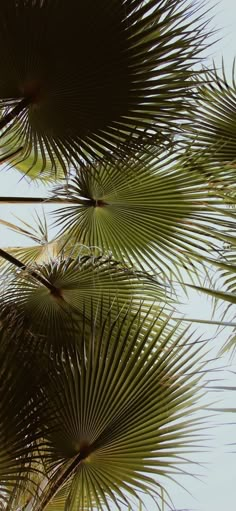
[25,454,84,511]
[0,197,82,204]
[0,248,59,294]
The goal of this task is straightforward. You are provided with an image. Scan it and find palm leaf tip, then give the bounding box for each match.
[0,0,210,173]
[183,60,236,167]
[18,308,209,511]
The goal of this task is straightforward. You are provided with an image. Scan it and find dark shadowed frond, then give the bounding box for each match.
[9,306,208,511]
[0,326,46,509]
[0,0,210,175]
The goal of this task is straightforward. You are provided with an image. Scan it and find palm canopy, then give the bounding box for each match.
[0,0,209,175]
[0,305,208,511]
[0,2,231,510]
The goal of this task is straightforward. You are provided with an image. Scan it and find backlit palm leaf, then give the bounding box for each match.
[44,480,93,511]
[7,306,208,511]
[0,0,209,174]
[53,147,235,281]
[183,61,236,167]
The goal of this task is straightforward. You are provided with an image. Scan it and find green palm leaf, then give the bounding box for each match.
[1,255,168,348]
[0,0,209,174]
[44,479,94,511]
[185,241,236,356]
[0,133,65,182]
[52,147,234,281]
[10,306,208,511]
[183,61,236,167]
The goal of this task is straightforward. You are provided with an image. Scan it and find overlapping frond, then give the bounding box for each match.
[182,60,236,168]
[5,306,208,511]
[0,0,210,175]
[0,254,169,349]
[44,480,94,511]
[0,125,65,181]
[0,2,228,510]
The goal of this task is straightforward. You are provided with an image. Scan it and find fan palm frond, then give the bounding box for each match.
[0,0,210,175]
[0,128,65,181]
[9,306,208,511]
[0,254,169,349]
[182,60,236,167]
[52,147,236,282]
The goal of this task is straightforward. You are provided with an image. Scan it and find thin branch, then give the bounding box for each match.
[174,317,236,327]
[0,197,81,204]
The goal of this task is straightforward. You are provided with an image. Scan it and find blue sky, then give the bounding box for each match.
[0,2,236,510]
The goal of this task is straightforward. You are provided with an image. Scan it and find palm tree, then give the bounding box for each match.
[0,1,235,510]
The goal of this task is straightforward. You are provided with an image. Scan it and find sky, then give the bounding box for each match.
[0,1,236,510]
